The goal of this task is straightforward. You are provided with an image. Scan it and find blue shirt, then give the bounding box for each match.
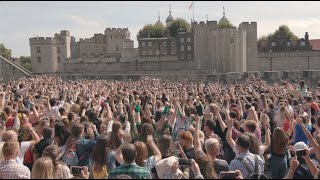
[76,138,96,166]
[294,124,312,146]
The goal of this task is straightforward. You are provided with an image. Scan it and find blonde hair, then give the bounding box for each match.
[32,157,54,179]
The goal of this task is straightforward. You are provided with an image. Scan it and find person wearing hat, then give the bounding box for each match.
[284,141,319,179]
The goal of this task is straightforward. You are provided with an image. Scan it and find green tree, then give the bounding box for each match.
[137,23,166,39]
[0,43,12,59]
[20,56,31,71]
[217,17,235,29]
[167,18,191,37]
[258,25,299,45]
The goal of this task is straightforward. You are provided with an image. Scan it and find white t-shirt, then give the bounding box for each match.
[18,141,31,164]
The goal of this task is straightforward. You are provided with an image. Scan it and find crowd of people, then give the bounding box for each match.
[0,75,320,179]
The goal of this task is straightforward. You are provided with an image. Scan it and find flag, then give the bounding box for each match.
[189,1,193,10]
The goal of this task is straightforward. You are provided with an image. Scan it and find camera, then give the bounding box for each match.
[296,149,306,157]
[178,159,192,166]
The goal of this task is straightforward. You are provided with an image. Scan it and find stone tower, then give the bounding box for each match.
[54,30,71,72]
[29,37,58,74]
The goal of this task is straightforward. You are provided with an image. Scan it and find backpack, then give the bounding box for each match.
[237,154,269,179]
[293,161,314,179]
[62,139,86,167]
[62,148,79,167]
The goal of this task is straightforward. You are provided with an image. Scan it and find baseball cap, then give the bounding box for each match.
[294,141,308,152]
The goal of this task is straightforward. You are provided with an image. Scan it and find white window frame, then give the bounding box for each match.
[171,49,175,55]
[149,50,152,55]
[163,50,167,55]
[301,41,306,46]
[163,42,167,47]
[181,54,185,60]
[142,50,146,55]
[187,37,191,42]
[187,45,191,51]
[181,45,184,52]
[171,41,175,47]
[187,54,192,59]
[148,42,152,47]
[142,42,145,47]
[181,38,184,43]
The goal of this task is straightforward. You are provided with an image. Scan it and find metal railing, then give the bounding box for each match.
[0,55,33,76]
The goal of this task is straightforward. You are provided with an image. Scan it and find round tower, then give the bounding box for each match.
[29,37,58,74]
[166,5,174,27]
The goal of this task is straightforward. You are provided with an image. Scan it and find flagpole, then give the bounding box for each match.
[192,1,195,22]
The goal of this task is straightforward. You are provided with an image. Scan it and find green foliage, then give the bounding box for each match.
[137,23,166,39]
[217,17,235,29]
[20,56,31,71]
[167,18,191,37]
[0,43,12,59]
[258,25,299,44]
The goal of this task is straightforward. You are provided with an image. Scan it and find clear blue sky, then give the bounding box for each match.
[1,1,320,57]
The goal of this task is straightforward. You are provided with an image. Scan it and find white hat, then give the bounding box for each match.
[294,141,308,152]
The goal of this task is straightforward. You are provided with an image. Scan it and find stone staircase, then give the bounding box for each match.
[0,55,32,83]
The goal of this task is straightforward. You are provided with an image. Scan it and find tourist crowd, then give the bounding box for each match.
[0,75,320,179]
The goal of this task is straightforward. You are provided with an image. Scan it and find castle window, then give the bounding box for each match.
[163,50,167,55]
[287,42,291,46]
[142,42,145,47]
[156,50,160,55]
[37,57,41,63]
[181,54,185,60]
[163,42,167,47]
[36,47,41,53]
[301,41,306,46]
[148,42,152,47]
[57,57,61,63]
[187,54,192,59]
[271,42,276,47]
[187,45,191,51]
[116,46,119,51]
[171,49,175,55]
[149,50,152,55]
[181,45,184,52]
[181,38,184,43]
[171,41,175,47]
[187,37,191,42]
[142,50,146,55]
[57,47,60,54]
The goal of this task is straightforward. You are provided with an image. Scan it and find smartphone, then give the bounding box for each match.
[219,171,237,179]
[178,159,192,166]
[70,166,83,176]
[296,149,307,157]
[196,106,203,116]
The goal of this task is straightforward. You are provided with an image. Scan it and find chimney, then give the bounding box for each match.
[305,32,309,41]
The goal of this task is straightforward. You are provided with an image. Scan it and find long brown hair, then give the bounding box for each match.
[272,127,288,154]
[158,135,175,159]
[196,155,218,179]
[110,121,122,150]
[245,132,260,155]
[133,141,148,167]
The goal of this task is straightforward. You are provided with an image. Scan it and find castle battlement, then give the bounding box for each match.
[104,28,129,34]
[29,37,56,44]
[258,51,320,57]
